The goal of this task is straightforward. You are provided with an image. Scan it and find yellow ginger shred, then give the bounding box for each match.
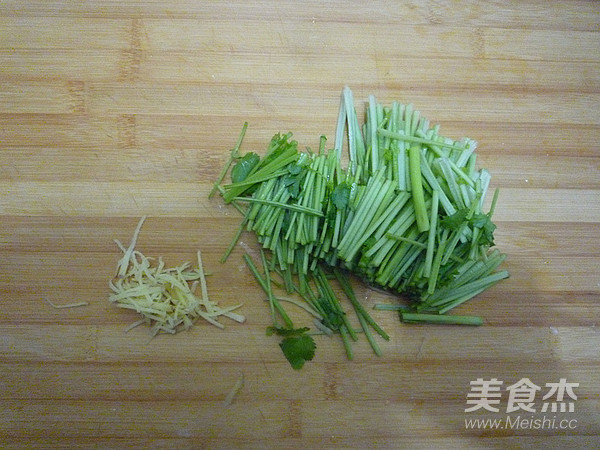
[223,372,245,406]
[109,217,245,336]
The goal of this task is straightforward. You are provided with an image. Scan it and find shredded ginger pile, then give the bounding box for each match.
[109,216,245,336]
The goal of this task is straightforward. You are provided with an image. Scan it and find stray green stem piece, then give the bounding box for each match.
[401,312,483,326]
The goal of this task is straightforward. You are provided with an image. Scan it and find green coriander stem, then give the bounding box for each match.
[378,128,467,151]
[401,312,483,326]
[243,253,293,329]
[423,189,440,277]
[217,185,247,216]
[333,268,390,341]
[373,303,411,311]
[209,122,248,199]
[233,197,324,217]
[357,312,382,356]
[488,187,500,218]
[222,168,289,191]
[409,145,430,232]
[427,228,449,295]
[385,234,427,249]
[221,217,247,264]
[340,325,354,360]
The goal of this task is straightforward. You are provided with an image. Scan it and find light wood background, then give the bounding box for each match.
[1,1,599,448]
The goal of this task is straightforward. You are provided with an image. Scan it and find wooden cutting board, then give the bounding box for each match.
[1,1,599,448]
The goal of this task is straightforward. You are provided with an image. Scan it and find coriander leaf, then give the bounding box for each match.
[332,182,351,210]
[441,209,497,246]
[440,208,469,230]
[283,175,301,197]
[282,164,307,198]
[470,213,493,229]
[231,152,260,183]
[287,163,303,175]
[282,175,296,187]
[471,213,496,246]
[279,334,316,370]
[325,203,337,223]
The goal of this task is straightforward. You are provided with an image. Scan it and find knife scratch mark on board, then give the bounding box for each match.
[256,405,268,425]
[324,362,340,400]
[416,336,426,359]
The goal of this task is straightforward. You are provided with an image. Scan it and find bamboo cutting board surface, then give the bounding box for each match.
[1,1,599,448]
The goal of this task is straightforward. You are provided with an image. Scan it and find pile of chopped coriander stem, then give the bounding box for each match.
[214,86,508,366]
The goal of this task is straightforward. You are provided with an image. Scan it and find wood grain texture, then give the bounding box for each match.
[1,1,599,448]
